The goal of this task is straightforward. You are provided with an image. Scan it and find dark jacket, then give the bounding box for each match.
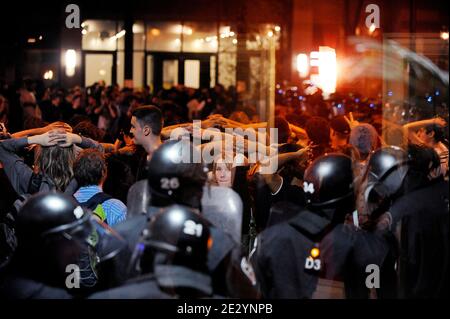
[251,209,390,299]
[0,275,73,299]
[0,136,102,196]
[389,178,449,298]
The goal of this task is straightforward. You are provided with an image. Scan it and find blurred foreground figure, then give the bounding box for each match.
[365,146,449,298]
[251,154,389,298]
[0,192,124,299]
[110,140,258,298]
[90,205,214,298]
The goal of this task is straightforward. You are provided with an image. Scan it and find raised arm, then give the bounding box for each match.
[402,117,446,144]
[403,117,446,131]
[11,122,72,139]
[0,131,67,195]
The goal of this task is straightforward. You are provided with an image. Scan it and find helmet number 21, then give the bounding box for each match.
[183,220,203,237]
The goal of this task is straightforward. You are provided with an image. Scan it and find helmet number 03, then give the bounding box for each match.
[183,220,203,237]
[160,177,180,190]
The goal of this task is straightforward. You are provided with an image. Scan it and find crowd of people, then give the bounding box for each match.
[0,78,448,299]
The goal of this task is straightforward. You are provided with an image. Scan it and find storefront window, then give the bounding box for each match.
[146,22,182,52]
[218,24,237,89]
[85,53,113,86]
[133,52,144,89]
[182,22,217,53]
[163,59,179,88]
[81,20,119,51]
[133,21,146,51]
[116,51,124,87]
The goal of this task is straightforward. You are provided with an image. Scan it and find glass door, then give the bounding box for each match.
[84,53,115,86]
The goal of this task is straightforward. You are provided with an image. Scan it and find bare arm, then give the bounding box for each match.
[289,123,307,138]
[0,131,67,195]
[161,122,193,139]
[11,122,72,138]
[402,117,446,144]
[403,117,446,131]
[200,128,276,155]
[276,147,311,168]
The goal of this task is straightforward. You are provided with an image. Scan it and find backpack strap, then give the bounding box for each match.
[79,192,113,223]
[27,173,43,194]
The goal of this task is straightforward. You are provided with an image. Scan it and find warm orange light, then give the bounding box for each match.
[151,28,160,36]
[296,53,309,77]
[310,247,320,258]
[318,46,337,97]
[43,70,53,80]
[207,237,213,250]
[65,49,77,77]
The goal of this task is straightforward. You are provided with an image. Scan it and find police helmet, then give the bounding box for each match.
[365,146,409,203]
[148,140,208,208]
[303,153,355,209]
[16,192,126,277]
[17,192,93,248]
[141,205,212,273]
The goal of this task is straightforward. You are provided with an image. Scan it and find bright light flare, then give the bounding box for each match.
[318,47,337,97]
[65,49,77,77]
[296,53,309,77]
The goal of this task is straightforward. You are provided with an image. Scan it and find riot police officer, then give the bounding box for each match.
[90,205,214,298]
[365,145,449,298]
[0,191,126,299]
[251,153,388,298]
[0,192,96,298]
[113,139,258,298]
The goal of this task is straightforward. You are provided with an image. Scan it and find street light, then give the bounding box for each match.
[65,49,77,77]
[317,47,337,98]
[296,53,309,78]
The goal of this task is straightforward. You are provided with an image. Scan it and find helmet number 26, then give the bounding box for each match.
[160,177,180,190]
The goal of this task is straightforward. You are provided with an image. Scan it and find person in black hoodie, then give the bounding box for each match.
[365,145,449,298]
[251,153,389,298]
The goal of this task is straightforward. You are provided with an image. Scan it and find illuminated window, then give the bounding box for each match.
[85,54,113,86]
[182,22,217,53]
[163,60,179,89]
[146,22,181,52]
[184,60,200,88]
[81,20,118,51]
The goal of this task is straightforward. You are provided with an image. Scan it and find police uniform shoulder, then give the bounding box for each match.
[287,209,331,239]
[258,220,297,244]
